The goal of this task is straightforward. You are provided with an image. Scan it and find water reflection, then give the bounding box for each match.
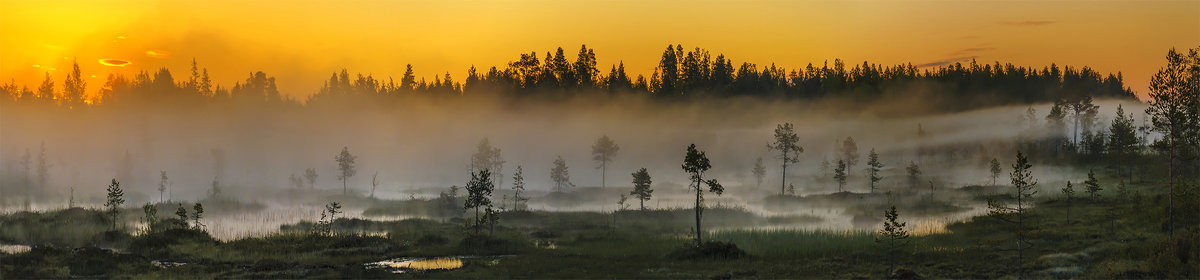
[365,257,464,273]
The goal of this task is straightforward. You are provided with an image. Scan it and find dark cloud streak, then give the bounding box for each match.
[914,56,977,68]
[1000,20,1055,26]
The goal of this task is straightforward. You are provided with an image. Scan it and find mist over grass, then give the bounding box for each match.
[0,90,1145,206]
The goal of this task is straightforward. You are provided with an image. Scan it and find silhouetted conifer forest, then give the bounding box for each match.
[1,44,1135,113]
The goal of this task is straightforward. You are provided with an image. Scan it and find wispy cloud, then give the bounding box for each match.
[914,56,977,68]
[98,59,132,67]
[1000,20,1055,26]
[145,50,171,59]
[950,47,995,56]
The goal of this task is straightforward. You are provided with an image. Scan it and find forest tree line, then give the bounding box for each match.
[1,44,1136,112]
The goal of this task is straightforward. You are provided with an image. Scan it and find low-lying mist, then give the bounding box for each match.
[0,93,1146,222]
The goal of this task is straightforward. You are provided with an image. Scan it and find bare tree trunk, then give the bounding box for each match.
[695,179,703,245]
[889,237,896,275]
[602,162,606,188]
[781,157,788,195]
[1065,197,1071,225]
[1168,139,1175,238]
[1073,114,1079,147]
[1017,183,1025,280]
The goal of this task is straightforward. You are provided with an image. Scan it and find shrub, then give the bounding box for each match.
[416,234,449,246]
[127,228,218,259]
[667,241,747,260]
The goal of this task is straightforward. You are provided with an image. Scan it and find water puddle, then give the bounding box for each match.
[151,260,188,268]
[534,240,557,249]
[364,255,510,273]
[0,244,31,254]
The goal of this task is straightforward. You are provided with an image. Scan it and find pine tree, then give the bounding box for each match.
[876,205,909,274]
[768,123,803,195]
[1084,170,1102,201]
[989,158,1002,186]
[682,144,723,245]
[1070,95,1098,147]
[906,161,922,189]
[550,156,573,192]
[440,185,461,221]
[36,143,49,190]
[573,44,598,88]
[1047,100,1069,153]
[400,64,416,90]
[1144,47,1199,238]
[471,138,505,186]
[209,177,221,200]
[987,151,1039,279]
[62,60,85,106]
[370,172,380,198]
[834,160,847,192]
[840,137,860,174]
[1061,181,1075,224]
[36,72,54,104]
[465,169,494,235]
[592,135,619,188]
[19,148,31,193]
[752,157,766,188]
[105,179,125,230]
[483,205,499,235]
[1107,105,1139,181]
[141,203,157,233]
[511,166,528,211]
[335,146,357,195]
[192,203,205,230]
[630,168,653,210]
[304,168,318,190]
[867,149,884,193]
[820,156,831,178]
[174,204,189,229]
[158,171,169,203]
[323,202,342,235]
[655,45,679,94]
[289,173,304,189]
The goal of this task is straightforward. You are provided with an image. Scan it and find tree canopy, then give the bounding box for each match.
[1,45,1138,114]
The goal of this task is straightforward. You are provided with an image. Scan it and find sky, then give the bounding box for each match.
[1,0,1197,100]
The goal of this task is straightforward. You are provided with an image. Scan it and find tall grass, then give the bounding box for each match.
[709,228,876,258]
[0,208,115,247]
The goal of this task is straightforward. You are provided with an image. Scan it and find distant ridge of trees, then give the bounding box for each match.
[1,44,1136,112]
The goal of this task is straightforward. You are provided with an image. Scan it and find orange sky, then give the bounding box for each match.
[2,0,1197,100]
